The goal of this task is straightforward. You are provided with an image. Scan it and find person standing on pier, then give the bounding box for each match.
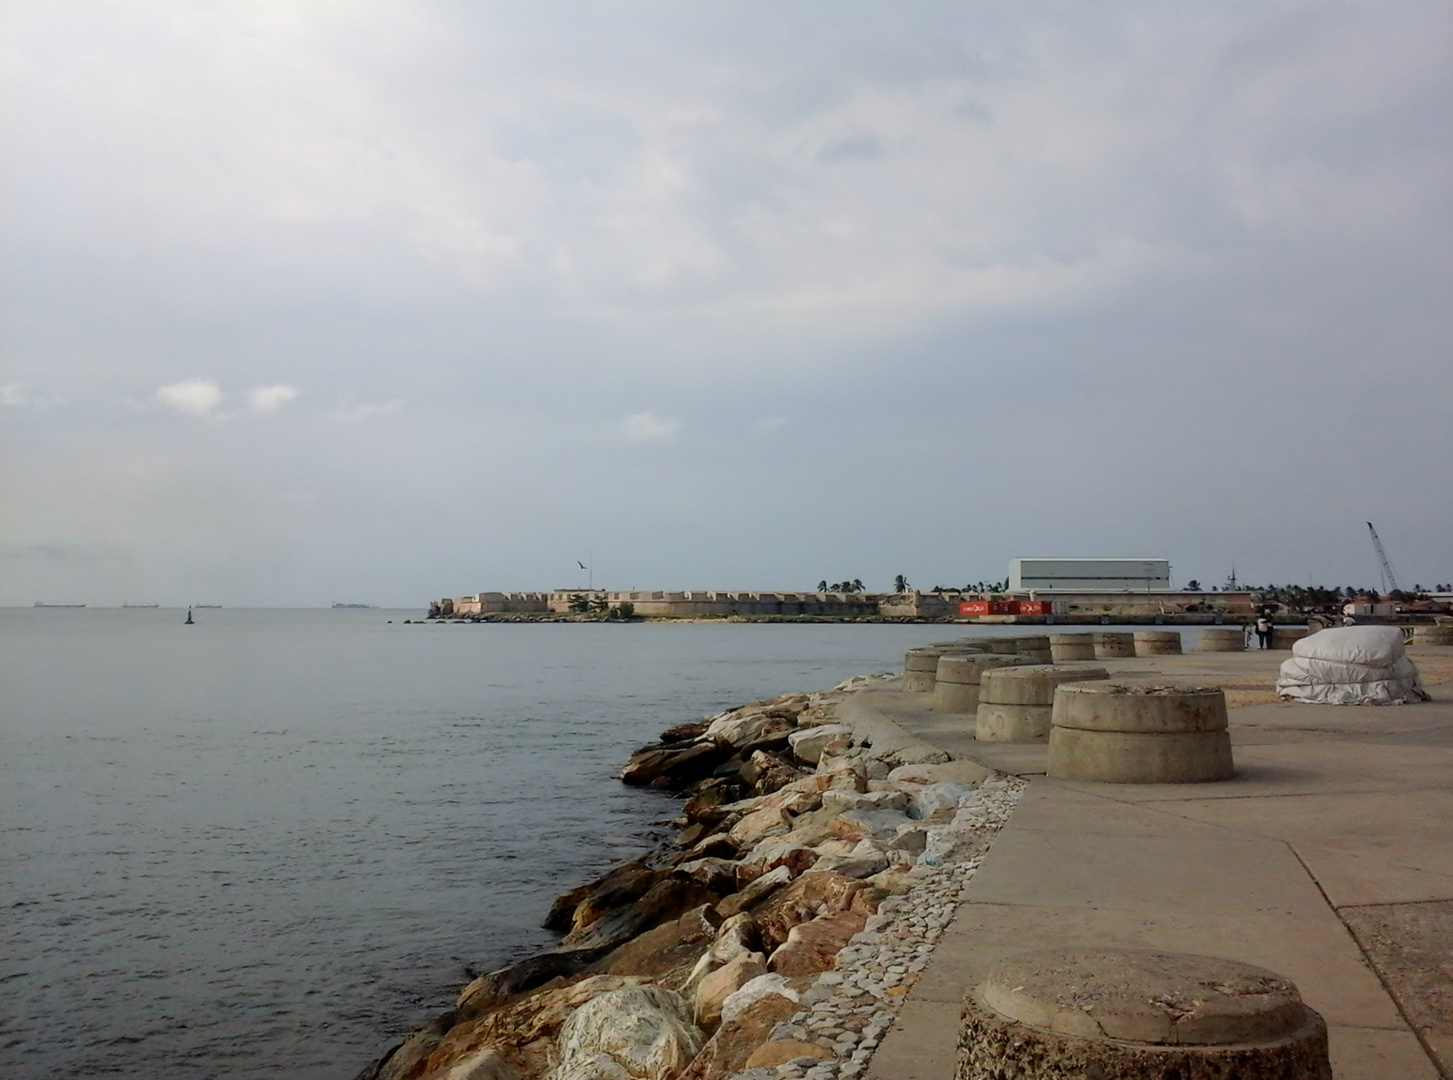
[1255,612,1274,649]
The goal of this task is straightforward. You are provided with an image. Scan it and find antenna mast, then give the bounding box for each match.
[1366,522,1402,595]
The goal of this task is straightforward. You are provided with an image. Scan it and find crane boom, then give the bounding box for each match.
[1367,522,1402,595]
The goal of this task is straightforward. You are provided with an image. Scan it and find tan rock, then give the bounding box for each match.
[419,1047,522,1080]
[427,976,645,1078]
[728,805,791,845]
[590,905,721,989]
[752,871,868,952]
[743,1040,835,1069]
[550,984,703,1080]
[673,858,738,894]
[376,1014,453,1080]
[768,909,867,977]
[715,865,791,920]
[739,841,819,878]
[693,952,769,1030]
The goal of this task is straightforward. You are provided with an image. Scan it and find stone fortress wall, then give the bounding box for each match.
[432,589,1264,619]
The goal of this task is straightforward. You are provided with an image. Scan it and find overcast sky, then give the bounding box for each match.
[2,1,1449,607]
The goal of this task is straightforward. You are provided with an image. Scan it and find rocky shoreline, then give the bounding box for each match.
[356,673,1023,1080]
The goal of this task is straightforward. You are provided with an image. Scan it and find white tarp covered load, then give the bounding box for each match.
[1276,626,1428,705]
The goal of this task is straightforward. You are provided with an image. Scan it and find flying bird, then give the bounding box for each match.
[577,561,587,570]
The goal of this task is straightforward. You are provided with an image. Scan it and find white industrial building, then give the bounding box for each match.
[1008,558,1171,593]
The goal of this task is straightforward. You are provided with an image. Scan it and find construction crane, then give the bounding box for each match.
[1367,522,1402,595]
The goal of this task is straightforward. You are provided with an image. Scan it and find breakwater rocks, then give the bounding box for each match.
[357,676,1025,1080]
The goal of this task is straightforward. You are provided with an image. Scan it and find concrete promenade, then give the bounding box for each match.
[860,646,1453,1080]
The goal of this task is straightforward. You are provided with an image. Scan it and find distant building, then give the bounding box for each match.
[1008,558,1171,593]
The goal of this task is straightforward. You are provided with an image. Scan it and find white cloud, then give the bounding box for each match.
[619,410,681,442]
[157,379,223,417]
[0,382,63,407]
[327,400,404,423]
[248,384,300,413]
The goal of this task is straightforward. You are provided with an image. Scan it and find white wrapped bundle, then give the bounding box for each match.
[1277,627,1427,705]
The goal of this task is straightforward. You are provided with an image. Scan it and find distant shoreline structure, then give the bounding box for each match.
[33,602,86,608]
[331,603,376,609]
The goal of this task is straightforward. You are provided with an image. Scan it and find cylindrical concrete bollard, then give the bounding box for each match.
[1271,627,1310,650]
[1411,625,1453,646]
[1092,631,1135,659]
[975,665,1109,742]
[1199,627,1247,652]
[957,947,1331,1080]
[904,645,983,692]
[1009,635,1053,663]
[935,653,1036,714]
[1048,682,1234,783]
[987,638,1021,655]
[1133,630,1183,656]
[1048,633,1096,662]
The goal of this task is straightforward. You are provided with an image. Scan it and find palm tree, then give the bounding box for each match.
[893,574,910,594]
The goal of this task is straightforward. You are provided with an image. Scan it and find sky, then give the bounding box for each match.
[2,1,1450,607]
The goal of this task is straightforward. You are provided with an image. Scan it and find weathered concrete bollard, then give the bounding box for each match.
[1198,627,1247,652]
[1412,625,1453,646]
[1009,635,1053,663]
[958,947,1331,1080]
[903,645,983,693]
[975,665,1109,742]
[1133,630,1183,656]
[1048,683,1235,783]
[1271,627,1310,650]
[934,653,1036,714]
[1048,633,1096,662]
[1092,631,1136,659]
[987,638,1022,655]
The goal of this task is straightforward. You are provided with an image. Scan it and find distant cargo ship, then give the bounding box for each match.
[332,603,376,609]
[194,604,222,608]
[34,602,85,608]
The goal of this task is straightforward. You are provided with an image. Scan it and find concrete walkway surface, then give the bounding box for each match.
[860,646,1453,1080]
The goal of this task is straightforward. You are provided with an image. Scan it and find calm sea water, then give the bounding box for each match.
[0,608,1065,1080]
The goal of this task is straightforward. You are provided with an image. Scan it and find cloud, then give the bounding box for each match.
[1,382,62,407]
[248,384,300,413]
[326,400,404,423]
[157,379,223,417]
[619,411,682,442]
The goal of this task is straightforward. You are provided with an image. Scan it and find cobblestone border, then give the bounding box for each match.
[731,772,1028,1080]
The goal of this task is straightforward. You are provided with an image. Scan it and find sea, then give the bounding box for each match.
[0,608,1199,1079]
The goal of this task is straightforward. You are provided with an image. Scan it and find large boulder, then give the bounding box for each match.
[429,976,646,1080]
[767,909,868,978]
[752,871,874,952]
[786,723,854,765]
[692,951,769,1031]
[567,864,667,936]
[621,742,728,789]
[684,912,762,995]
[740,750,807,795]
[419,1049,522,1080]
[705,710,796,748]
[365,1011,456,1080]
[549,984,704,1080]
[727,805,792,846]
[589,905,721,989]
[561,879,721,952]
[457,950,610,1021]
[715,865,791,920]
[675,990,801,1080]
